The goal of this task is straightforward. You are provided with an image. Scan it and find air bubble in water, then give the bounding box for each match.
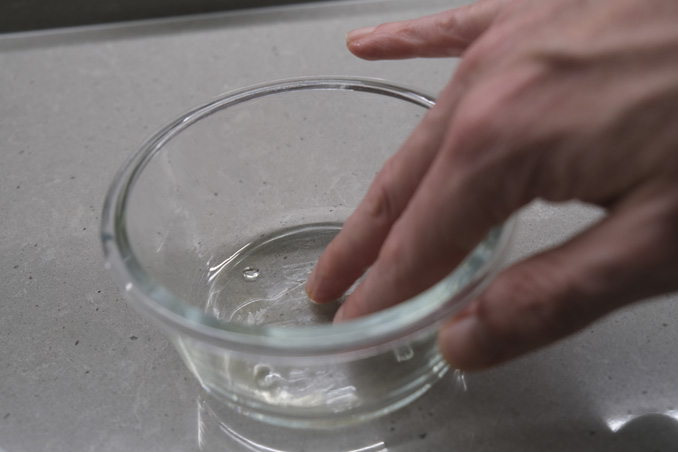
[242,267,260,281]
[253,364,282,388]
[394,345,414,362]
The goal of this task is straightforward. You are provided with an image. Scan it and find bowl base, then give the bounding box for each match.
[198,389,390,452]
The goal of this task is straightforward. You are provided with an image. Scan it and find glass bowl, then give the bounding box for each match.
[101,76,516,428]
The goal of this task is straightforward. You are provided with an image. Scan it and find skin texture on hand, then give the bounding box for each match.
[305,0,678,370]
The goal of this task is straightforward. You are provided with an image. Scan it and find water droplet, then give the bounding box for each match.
[242,267,260,281]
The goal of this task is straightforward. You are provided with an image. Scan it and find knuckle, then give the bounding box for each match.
[477,261,586,350]
[376,239,412,292]
[433,12,470,53]
[455,68,537,137]
[372,22,390,35]
[454,98,499,146]
[376,20,413,39]
[363,158,399,224]
[433,5,487,51]
[397,21,417,39]
[435,10,461,34]
[450,87,513,166]
[451,65,553,206]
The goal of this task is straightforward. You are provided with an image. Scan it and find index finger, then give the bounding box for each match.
[346,0,509,60]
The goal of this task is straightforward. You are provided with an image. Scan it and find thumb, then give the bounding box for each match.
[439,195,676,370]
[346,0,510,60]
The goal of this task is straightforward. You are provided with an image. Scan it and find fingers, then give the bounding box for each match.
[438,186,678,370]
[331,120,509,321]
[306,81,461,303]
[328,61,550,321]
[314,0,516,308]
[346,0,509,60]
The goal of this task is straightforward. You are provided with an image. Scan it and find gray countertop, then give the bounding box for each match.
[1,1,677,451]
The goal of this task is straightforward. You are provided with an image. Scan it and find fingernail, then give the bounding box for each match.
[305,268,319,302]
[333,305,346,324]
[346,26,376,44]
[438,315,498,371]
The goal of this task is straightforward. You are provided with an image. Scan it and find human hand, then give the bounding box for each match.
[305,0,678,370]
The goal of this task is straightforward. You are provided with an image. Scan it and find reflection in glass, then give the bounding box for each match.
[606,409,678,432]
[197,390,388,452]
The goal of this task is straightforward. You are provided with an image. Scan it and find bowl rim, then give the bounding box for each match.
[101,76,517,358]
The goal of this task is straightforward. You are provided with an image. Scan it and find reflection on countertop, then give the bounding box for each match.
[194,360,678,452]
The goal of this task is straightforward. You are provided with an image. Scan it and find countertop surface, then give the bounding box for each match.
[1,1,677,451]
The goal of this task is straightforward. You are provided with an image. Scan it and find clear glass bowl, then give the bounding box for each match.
[101,77,516,428]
